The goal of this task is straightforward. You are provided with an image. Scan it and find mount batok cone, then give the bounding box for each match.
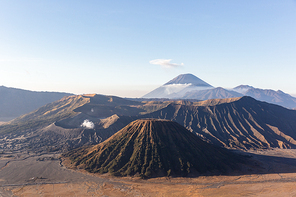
[63,119,245,178]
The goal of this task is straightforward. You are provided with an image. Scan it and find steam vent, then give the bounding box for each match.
[63,119,245,178]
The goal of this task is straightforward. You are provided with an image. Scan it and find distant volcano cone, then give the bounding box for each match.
[142,74,213,98]
[64,119,244,178]
[164,73,212,87]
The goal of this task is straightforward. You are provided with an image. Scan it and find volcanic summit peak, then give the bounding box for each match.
[232,85,254,94]
[234,85,254,89]
[164,73,213,87]
[142,73,213,98]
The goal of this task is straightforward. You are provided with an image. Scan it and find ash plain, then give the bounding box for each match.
[2,146,296,196]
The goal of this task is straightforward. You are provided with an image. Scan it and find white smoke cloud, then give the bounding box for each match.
[149,59,184,68]
[80,119,95,129]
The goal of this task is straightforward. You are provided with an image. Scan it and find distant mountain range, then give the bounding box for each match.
[142,74,296,109]
[0,86,73,121]
[143,96,296,149]
[2,94,296,151]
[233,85,296,109]
[1,75,296,152]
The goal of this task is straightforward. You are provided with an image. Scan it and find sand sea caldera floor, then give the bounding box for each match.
[1,149,296,196]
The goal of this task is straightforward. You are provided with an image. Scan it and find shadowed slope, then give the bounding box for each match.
[63,119,244,178]
[0,86,72,120]
[144,96,296,149]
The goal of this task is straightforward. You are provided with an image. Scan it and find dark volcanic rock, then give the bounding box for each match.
[63,119,245,178]
[144,96,296,150]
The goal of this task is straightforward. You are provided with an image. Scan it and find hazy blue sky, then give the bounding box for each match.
[1,0,295,97]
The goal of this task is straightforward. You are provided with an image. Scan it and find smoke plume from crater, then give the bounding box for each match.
[80,119,95,129]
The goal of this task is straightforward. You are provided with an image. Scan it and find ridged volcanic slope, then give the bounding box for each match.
[63,119,244,178]
[144,96,296,149]
[0,94,143,134]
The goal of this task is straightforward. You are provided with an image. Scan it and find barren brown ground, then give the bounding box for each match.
[1,149,296,196]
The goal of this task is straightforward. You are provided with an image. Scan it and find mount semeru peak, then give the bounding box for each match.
[142,74,213,99]
[63,119,245,178]
[164,73,212,87]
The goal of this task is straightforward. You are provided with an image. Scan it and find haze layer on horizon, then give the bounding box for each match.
[0,1,295,98]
